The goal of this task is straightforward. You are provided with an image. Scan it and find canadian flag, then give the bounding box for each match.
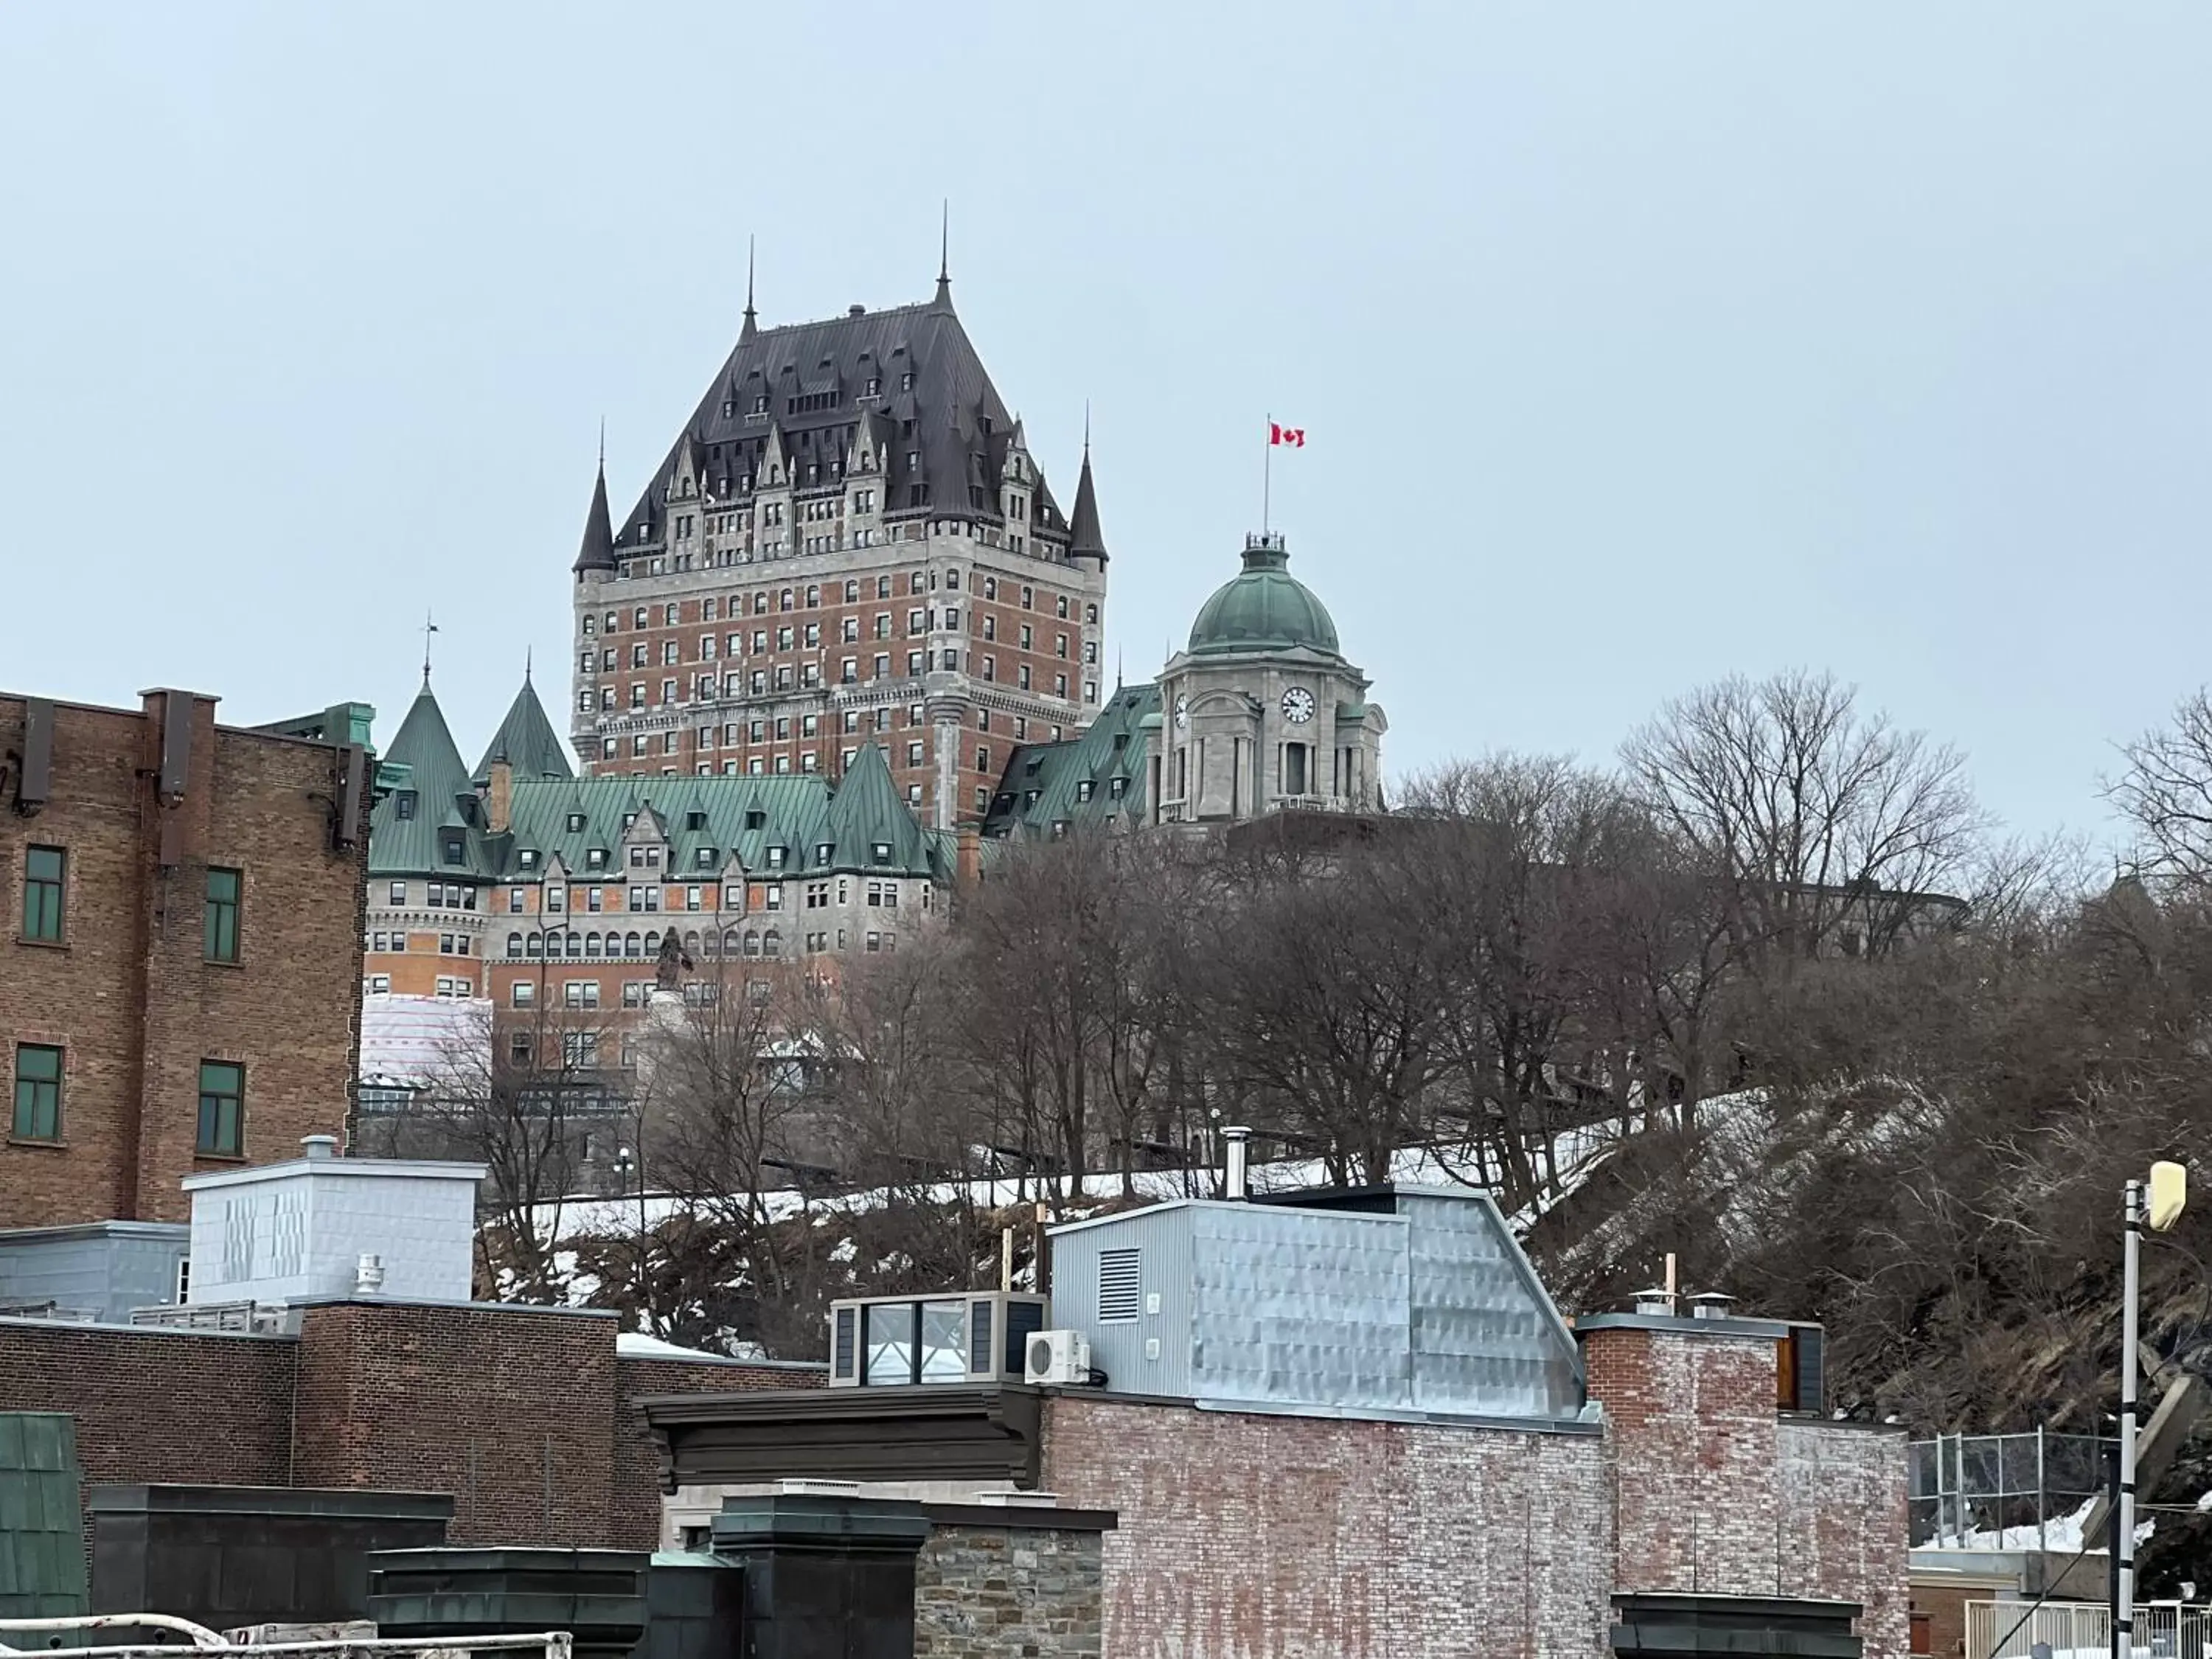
[1269,422,1306,448]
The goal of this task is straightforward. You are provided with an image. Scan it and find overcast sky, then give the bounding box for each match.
[2,4,2206,843]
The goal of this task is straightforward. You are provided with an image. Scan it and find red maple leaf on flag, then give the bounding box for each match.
[1269,422,1306,448]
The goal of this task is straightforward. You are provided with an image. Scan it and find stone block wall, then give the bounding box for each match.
[1042,1394,1611,1659]
[914,1519,1105,1659]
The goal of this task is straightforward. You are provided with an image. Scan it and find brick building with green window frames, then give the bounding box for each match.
[0,686,378,1229]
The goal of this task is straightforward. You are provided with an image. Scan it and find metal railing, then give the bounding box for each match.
[1910,1430,2113,1548]
[1966,1598,2212,1659]
[0,1617,573,1659]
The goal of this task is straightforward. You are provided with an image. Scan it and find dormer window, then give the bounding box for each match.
[766,845,787,869]
[686,810,708,831]
[815,843,833,863]
[567,812,586,831]
[622,812,637,831]
[441,832,466,865]
[518,849,538,869]
[872,841,892,862]
[745,810,766,831]
[1077,781,1094,802]
[900,372,914,391]
[395,791,417,821]
[696,846,717,868]
[586,847,607,870]
[751,395,768,414]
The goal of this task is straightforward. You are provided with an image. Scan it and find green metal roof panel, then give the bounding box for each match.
[473,676,576,785]
[983,682,1159,838]
[367,686,486,879]
[497,763,936,882]
[0,1413,88,1628]
[1186,535,1341,658]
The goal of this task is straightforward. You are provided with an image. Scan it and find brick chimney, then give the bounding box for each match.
[956,822,981,890]
[485,759,512,835]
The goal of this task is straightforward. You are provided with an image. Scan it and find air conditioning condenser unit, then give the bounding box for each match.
[1024,1329,1091,1386]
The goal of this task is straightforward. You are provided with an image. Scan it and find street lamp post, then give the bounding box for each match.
[2116,1161,2188,1659]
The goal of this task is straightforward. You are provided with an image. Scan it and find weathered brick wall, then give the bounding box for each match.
[292,1300,619,1546]
[1041,1395,1610,1659]
[607,1354,826,1548]
[0,1317,296,1546]
[0,691,368,1228]
[1583,1326,1782,1596]
[1780,1419,1910,1659]
[914,1522,1104,1659]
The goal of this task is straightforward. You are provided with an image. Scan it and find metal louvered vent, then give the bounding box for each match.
[969,1299,995,1376]
[1098,1248,1141,1322]
[832,1307,857,1380]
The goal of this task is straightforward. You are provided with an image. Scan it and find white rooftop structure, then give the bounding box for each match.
[181,1135,484,1307]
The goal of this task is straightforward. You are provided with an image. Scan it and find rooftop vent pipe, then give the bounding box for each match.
[1689,1291,1736,1321]
[1223,1125,1252,1200]
[1631,1287,1674,1317]
[301,1134,338,1161]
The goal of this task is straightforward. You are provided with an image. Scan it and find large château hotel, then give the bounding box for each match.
[568,265,1109,830]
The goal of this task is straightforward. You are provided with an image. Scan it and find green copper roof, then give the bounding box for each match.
[1186,535,1340,658]
[474,675,574,785]
[984,681,1160,838]
[490,745,943,883]
[0,1413,89,1629]
[367,684,480,878]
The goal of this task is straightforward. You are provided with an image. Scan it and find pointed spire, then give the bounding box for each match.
[421,609,438,688]
[933,201,953,310]
[574,450,616,572]
[1068,420,1107,565]
[740,235,759,344]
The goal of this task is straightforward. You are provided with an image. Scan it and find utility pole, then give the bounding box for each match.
[2116,1178,2144,1659]
[2115,1161,2188,1659]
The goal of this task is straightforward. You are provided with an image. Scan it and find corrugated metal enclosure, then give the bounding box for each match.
[1048,1186,1585,1421]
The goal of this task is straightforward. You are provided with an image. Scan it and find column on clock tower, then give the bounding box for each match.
[1148,531,1385,827]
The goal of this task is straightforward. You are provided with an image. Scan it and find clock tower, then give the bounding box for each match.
[1147,531,1385,826]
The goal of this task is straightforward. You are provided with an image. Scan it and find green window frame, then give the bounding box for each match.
[22,846,63,942]
[196,1060,244,1156]
[12,1044,60,1141]
[204,867,242,962]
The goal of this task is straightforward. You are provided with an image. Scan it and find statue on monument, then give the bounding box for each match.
[655,930,694,992]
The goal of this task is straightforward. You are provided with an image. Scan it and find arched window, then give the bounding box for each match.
[566,931,581,957]
[644,931,661,956]
[585,932,602,958]
[762,929,782,958]
[724,928,742,955]
[625,931,642,958]
[506,933,521,958]
[743,932,760,957]
[684,930,700,955]
[526,933,543,959]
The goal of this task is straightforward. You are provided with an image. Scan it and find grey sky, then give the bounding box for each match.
[3,4,2205,842]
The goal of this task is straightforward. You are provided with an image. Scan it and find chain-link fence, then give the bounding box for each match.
[1910,1430,2114,1548]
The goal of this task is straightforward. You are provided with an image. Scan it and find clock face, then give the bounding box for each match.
[1281,687,1316,725]
[1174,695,1189,728]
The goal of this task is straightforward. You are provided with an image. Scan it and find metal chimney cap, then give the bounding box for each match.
[1688,1292,1736,1319]
[1221,1125,1252,1143]
[1630,1288,1674,1315]
[301,1135,339,1161]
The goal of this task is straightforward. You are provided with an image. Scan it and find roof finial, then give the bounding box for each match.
[597,417,605,470]
[1083,399,1091,457]
[524,645,533,684]
[422,609,439,689]
[933,201,952,307]
[741,235,759,342]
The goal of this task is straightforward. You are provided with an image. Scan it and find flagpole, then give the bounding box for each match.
[1263,412,1272,536]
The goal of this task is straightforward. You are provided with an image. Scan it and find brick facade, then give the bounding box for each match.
[0,1298,815,1554]
[0,690,369,1226]
[1582,1325,1783,1593]
[914,1520,1105,1659]
[0,1316,297,1549]
[1038,1323,1908,1659]
[1041,1395,1613,1659]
